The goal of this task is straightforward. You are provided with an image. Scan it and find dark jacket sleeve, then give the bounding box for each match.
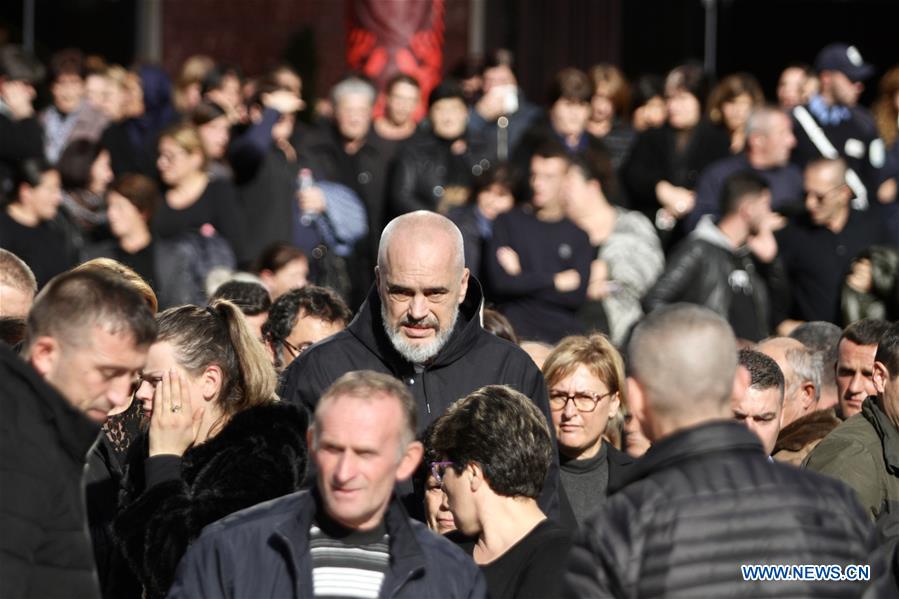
[563,502,633,599]
[0,115,44,163]
[642,241,706,313]
[166,532,234,599]
[484,213,557,297]
[622,129,668,217]
[531,228,592,310]
[227,108,281,183]
[113,405,308,599]
[0,452,51,598]
[207,180,248,262]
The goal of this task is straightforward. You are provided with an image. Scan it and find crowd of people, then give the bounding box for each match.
[1,36,899,598]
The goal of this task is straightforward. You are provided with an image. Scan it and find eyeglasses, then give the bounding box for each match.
[282,338,312,360]
[805,184,846,203]
[429,461,455,486]
[548,389,615,412]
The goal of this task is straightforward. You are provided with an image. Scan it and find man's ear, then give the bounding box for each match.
[800,382,816,410]
[458,268,470,304]
[468,462,483,492]
[395,440,423,483]
[626,376,652,440]
[873,361,889,395]
[28,336,60,379]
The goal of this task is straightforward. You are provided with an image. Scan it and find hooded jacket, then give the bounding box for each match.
[280,279,559,517]
[0,343,102,598]
[643,215,786,341]
[167,489,487,599]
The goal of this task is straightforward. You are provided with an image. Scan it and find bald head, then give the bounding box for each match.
[806,157,847,187]
[378,211,465,276]
[629,304,738,423]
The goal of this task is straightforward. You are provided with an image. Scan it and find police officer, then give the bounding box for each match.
[791,43,885,210]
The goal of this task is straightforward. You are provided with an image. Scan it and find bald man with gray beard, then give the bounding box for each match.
[280,211,560,518]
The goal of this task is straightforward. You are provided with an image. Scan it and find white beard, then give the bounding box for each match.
[381,304,459,364]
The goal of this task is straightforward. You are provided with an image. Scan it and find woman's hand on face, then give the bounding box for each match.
[148,369,203,457]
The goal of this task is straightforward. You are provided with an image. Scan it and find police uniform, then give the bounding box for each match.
[790,44,886,209]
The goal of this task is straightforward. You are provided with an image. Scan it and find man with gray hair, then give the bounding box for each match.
[757,336,843,465]
[282,211,558,516]
[564,304,876,598]
[687,105,803,230]
[169,370,487,599]
[298,75,392,306]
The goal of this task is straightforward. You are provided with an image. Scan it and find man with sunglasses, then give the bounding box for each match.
[776,157,892,325]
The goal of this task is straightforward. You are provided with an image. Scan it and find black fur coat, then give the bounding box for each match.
[113,401,308,599]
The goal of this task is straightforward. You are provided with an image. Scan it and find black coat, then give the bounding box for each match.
[387,132,494,218]
[0,344,102,598]
[168,489,487,599]
[280,279,560,519]
[564,421,878,598]
[622,121,731,248]
[642,218,789,342]
[113,401,308,599]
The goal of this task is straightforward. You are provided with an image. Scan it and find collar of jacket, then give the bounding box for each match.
[692,215,741,252]
[347,277,487,374]
[609,420,764,494]
[0,343,100,463]
[272,488,427,594]
[860,396,899,476]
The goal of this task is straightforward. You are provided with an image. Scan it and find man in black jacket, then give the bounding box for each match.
[169,371,486,599]
[644,170,786,342]
[281,210,559,517]
[564,304,878,598]
[0,269,156,598]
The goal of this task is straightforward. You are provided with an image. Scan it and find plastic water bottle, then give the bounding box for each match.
[298,168,315,226]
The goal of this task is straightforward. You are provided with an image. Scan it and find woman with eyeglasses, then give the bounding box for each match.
[111,300,308,599]
[542,334,635,531]
[427,385,571,599]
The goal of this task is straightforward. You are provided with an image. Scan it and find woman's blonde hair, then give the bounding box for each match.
[542,333,627,405]
[156,300,277,420]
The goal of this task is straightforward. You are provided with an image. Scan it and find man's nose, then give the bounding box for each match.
[408,294,429,320]
[334,451,357,484]
[108,375,135,408]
